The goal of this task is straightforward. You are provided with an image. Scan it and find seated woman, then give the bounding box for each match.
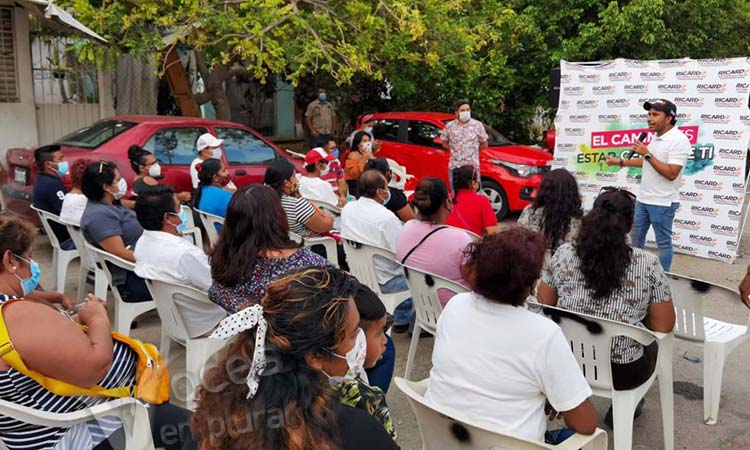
[264,158,334,238]
[518,168,583,278]
[446,165,499,236]
[193,158,233,218]
[426,228,597,444]
[537,189,675,419]
[127,145,191,201]
[364,158,416,223]
[192,267,399,450]
[0,213,194,450]
[344,131,375,197]
[396,177,472,306]
[60,158,94,226]
[80,161,151,301]
[208,184,330,313]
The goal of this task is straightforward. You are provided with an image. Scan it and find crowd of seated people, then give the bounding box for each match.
[10,144,723,450]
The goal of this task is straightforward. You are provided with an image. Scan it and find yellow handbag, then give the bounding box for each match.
[0,298,170,404]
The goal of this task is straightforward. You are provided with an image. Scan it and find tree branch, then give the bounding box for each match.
[195,50,211,81]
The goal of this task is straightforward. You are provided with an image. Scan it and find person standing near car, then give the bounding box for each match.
[190,133,237,193]
[31,145,74,250]
[441,99,488,189]
[605,99,691,271]
[305,88,337,148]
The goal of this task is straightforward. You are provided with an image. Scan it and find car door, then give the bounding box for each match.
[213,127,279,186]
[371,118,409,167]
[142,126,208,193]
[402,120,449,183]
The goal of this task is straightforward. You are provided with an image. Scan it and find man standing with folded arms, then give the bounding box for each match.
[606,99,691,271]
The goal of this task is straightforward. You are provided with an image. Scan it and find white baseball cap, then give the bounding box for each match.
[196,133,223,151]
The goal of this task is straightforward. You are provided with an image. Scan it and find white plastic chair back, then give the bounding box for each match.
[194,208,224,247]
[30,205,79,293]
[386,158,413,190]
[30,205,65,249]
[402,265,466,334]
[0,397,155,450]
[290,232,340,267]
[394,377,608,450]
[67,225,96,273]
[342,238,410,314]
[180,205,204,250]
[309,199,342,215]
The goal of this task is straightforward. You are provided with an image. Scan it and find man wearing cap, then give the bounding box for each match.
[190,133,237,192]
[305,88,337,148]
[299,147,343,207]
[606,99,692,271]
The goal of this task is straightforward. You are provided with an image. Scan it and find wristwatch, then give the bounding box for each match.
[644,153,653,162]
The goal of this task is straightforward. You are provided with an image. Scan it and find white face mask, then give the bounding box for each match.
[211,148,223,159]
[458,111,471,122]
[148,163,161,177]
[109,178,128,200]
[320,164,330,176]
[364,126,373,134]
[323,328,367,385]
[361,141,373,152]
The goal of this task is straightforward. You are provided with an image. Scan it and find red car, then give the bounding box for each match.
[369,112,553,218]
[1,116,303,223]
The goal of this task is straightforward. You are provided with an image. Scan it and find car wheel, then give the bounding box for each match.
[481,179,509,220]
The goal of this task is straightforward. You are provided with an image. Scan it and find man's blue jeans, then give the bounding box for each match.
[631,201,678,272]
[380,275,414,328]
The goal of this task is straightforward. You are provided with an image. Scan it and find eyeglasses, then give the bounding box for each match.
[383,312,394,333]
[599,186,636,201]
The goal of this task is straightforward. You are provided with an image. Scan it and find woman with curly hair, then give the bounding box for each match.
[537,189,675,425]
[192,267,399,450]
[59,158,94,226]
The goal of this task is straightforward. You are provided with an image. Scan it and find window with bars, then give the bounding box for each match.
[0,7,18,103]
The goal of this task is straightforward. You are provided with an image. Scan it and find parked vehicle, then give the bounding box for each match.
[367,112,552,219]
[1,116,303,224]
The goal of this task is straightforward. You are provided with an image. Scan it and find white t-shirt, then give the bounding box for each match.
[59,192,88,226]
[299,175,340,206]
[638,127,692,206]
[425,292,592,442]
[190,157,236,190]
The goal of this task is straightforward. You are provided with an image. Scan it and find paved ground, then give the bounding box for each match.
[29,210,750,450]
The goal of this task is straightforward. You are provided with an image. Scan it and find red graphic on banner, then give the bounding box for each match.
[591,126,699,149]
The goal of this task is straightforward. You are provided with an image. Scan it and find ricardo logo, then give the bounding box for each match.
[595,172,618,182]
[659,59,688,68]
[609,72,631,81]
[563,86,585,96]
[712,129,744,140]
[675,70,706,80]
[592,85,616,95]
[626,173,642,183]
[552,157,568,166]
[568,114,591,123]
[718,148,745,160]
[557,143,576,151]
[578,74,601,83]
[560,74,572,84]
[658,83,687,93]
[708,250,734,261]
[674,97,704,107]
[691,205,719,217]
[628,113,648,122]
[697,58,730,66]
[689,234,717,247]
[606,98,631,108]
[713,165,742,176]
[713,194,742,205]
[736,82,750,93]
[674,219,701,230]
[694,180,723,191]
[576,99,599,109]
[714,97,744,107]
[564,127,586,136]
[700,113,731,124]
[741,115,750,126]
[624,84,648,93]
[598,114,621,123]
[727,241,739,252]
[696,83,727,93]
[674,244,699,255]
[676,113,692,122]
[560,100,571,109]
[579,183,600,192]
[679,191,703,202]
[732,182,745,193]
[625,59,649,68]
[640,71,666,81]
[729,210,742,221]
[718,68,747,79]
[710,224,739,236]
[573,171,588,180]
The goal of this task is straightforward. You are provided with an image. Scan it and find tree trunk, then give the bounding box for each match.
[193,52,250,121]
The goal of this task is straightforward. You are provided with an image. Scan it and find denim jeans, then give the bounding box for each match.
[631,201,678,271]
[448,165,481,192]
[60,238,76,251]
[380,275,414,327]
[365,335,395,393]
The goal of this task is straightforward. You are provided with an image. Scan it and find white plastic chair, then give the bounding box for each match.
[85,242,156,336]
[65,225,108,300]
[395,377,608,450]
[401,265,468,380]
[386,158,414,190]
[194,208,224,248]
[309,199,342,215]
[666,272,749,424]
[342,239,411,314]
[180,205,204,250]
[540,305,673,450]
[289,231,340,268]
[30,206,79,293]
[0,397,155,450]
[144,279,227,409]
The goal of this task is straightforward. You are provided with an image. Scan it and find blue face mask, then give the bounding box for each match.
[53,161,69,177]
[319,93,327,101]
[382,188,392,206]
[331,148,340,158]
[13,254,41,295]
[170,209,188,234]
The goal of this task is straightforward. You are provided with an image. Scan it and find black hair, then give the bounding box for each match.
[135,184,177,231]
[351,131,370,153]
[127,145,153,175]
[34,145,61,170]
[211,184,300,287]
[263,158,295,197]
[353,281,386,329]
[81,161,118,201]
[531,169,583,253]
[412,177,449,218]
[364,157,391,177]
[453,99,470,113]
[451,165,478,204]
[358,170,387,199]
[192,158,223,209]
[575,190,636,299]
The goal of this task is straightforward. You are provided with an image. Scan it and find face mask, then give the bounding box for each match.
[459,111,471,122]
[13,254,41,295]
[319,93,327,101]
[108,178,127,200]
[323,328,367,385]
[364,126,373,134]
[381,188,392,206]
[331,148,340,159]
[320,164,330,176]
[148,163,161,177]
[211,148,223,159]
[53,161,69,177]
[169,209,188,234]
[361,141,373,152]
[218,175,231,187]
[289,179,300,195]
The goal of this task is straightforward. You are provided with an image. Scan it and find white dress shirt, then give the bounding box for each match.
[341,197,403,285]
[134,230,226,337]
[299,174,340,206]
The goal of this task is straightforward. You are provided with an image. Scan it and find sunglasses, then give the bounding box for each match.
[598,186,636,201]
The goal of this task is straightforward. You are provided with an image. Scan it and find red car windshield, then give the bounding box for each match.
[441,119,513,147]
[56,120,137,149]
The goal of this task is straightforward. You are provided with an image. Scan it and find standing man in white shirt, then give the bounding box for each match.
[341,170,413,331]
[606,99,692,271]
[190,133,237,193]
[133,185,227,338]
[299,148,343,207]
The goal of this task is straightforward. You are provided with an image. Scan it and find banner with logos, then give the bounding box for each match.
[553,58,750,263]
